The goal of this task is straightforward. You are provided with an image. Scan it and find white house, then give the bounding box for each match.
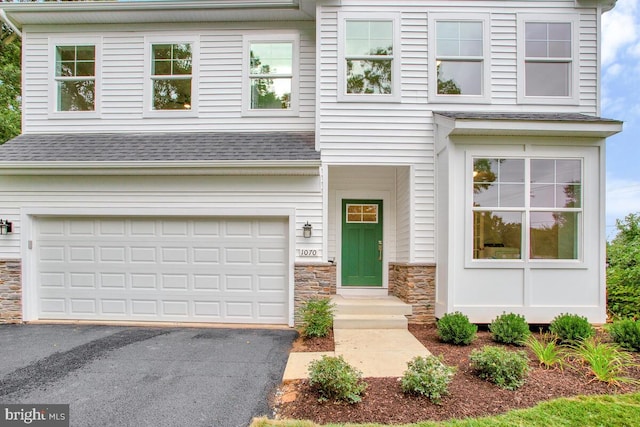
[0,0,622,327]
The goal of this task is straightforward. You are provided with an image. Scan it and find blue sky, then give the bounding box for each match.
[602,0,640,238]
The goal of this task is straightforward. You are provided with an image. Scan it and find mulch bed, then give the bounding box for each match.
[274,325,640,425]
[290,329,335,352]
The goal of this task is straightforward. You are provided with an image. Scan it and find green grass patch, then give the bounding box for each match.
[251,392,640,427]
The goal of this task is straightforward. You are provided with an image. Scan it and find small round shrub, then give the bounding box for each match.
[401,355,456,404]
[549,313,595,343]
[437,312,478,345]
[300,297,334,338]
[489,312,531,346]
[308,355,368,403]
[469,346,530,390]
[609,319,640,352]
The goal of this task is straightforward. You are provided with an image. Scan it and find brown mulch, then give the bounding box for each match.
[274,325,640,425]
[290,329,335,352]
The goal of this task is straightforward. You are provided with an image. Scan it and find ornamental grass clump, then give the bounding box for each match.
[308,355,368,403]
[609,319,640,352]
[299,297,334,338]
[571,337,639,386]
[400,355,456,404]
[469,346,530,390]
[489,312,531,346]
[549,313,595,343]
[526,332,567,370]
[437,311,477,345]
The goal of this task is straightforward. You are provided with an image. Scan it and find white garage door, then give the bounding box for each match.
[35,217,289,324]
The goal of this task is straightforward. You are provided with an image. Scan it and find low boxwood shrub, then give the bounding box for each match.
[549,313,595,343]
[308,355,367,403]
[489,312,531,346]
[469,346,530,390]
[299,297,334,338]
[400,355,456,404]
[609,319,640,352]
[437,312,477,345]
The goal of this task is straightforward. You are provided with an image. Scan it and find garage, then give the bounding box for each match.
[33,216,290,324]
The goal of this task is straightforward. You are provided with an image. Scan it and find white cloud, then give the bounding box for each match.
[607,175,640,222]
[604,62,622,79]
[602,0,639,66]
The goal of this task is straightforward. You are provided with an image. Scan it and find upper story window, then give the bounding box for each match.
[472,157,582,262]
[49,38,101,116]
[429,14,490,103]
[151,43,193,110]
[518,14,578,104]
[243,32,299,115]
[144,36,199,117]
[338,12,400,102]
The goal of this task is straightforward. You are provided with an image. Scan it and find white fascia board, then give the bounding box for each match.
[434,117,623,138]
[0,160,321,176]
[2,0,314,28]
[575,0,617,12]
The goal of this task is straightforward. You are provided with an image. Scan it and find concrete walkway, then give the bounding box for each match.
[282,328,431,380]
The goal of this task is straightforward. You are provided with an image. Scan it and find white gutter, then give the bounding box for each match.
[0,9,22,38]
[0,160,321,176]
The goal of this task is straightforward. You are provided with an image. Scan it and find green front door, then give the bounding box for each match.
[341,199,383,286]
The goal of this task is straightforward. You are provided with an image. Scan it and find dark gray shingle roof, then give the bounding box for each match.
[0,132,319,162]
[434,112,621,123]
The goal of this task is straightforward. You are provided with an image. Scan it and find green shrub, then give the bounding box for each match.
[489,313,531,346]
[437,312,477,345]
[609,319,640,352]
[400,355,456,404]
[571,337,639,386]
[307,355,368,403]
[549,313,595,343]
[606,213,640,319]
[299,298,334,338]
[469,346,530,390]
[526,333,567,370]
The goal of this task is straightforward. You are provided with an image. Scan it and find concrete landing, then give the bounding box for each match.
[282,328,431,381]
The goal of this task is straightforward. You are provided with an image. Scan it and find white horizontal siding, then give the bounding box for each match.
[22,22,316,133]
[0,174,323,261]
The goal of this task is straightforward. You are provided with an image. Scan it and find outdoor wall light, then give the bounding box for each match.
[0,220,12,235]
[303,222,312,238]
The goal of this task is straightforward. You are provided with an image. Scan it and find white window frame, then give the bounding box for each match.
[337,12,401,103]
[242,32,300,117]
[143,35,199,118]
[48,36,102,118]
[465,149,588,269]
[517,13,579,105]
[428,13,491,104]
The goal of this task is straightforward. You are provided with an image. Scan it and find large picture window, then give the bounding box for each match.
[472,158,582,261]
[54,45,96,112]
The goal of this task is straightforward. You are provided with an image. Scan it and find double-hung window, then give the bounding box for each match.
[472,158,582,261]
[429,14,490,103]
[338,13,400,101]
[145,37,198,115]
[518,15,578,104]
[243,33,299,115]
[53,44,96,112]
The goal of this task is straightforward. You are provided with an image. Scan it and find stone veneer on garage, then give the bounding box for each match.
[0,259,22,323]
[388,262,436,324]
[293,262,336,325]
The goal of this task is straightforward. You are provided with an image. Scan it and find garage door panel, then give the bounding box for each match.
[35,217,289,324]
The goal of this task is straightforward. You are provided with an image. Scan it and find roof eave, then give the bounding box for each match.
[434,116,623,138]
[0,160,321,176]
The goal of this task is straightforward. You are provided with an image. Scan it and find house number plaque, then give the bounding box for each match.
[298,249,318,257]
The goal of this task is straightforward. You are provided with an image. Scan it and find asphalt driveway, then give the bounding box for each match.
[0,324,297,427]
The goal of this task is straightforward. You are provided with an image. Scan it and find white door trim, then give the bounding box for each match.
[335,190,391,296]
[21,207,296,326]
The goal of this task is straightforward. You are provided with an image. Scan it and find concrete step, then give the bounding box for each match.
[333,314,408,329]
[331,295,412,316]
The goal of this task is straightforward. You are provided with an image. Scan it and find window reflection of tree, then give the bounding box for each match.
[346,47,393,94]
[250,51,291,109]
[437,63,461,95]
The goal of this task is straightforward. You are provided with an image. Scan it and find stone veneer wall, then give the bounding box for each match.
[389,262,436,324]
[294,262,336,325]
[0,259,22,323]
